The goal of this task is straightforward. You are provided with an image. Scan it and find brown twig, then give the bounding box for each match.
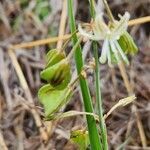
[20,57,35,89]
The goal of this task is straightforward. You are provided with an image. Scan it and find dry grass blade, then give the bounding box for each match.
[134,105,148,147]
[0,49,12,109]
[57,0,68,49]
[0,94,8,150]
[10,34,71,50]
[49,110,99,121]
[128,16,150,26]
[0,131,8,150]
[10,16,150,50]
[104,95,136,120]
[13,112,25,150]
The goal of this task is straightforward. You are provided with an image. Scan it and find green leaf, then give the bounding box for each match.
[38,84,72,117]
[118,31,138,55]
[70,130,90,150]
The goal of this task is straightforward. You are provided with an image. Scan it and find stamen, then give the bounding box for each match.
[95,14,109,37]
[78,24,100,40]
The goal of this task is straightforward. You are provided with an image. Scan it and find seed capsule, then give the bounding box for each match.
[118,31,138,55]
[41,49,71,90]
[46,49,65,68]
[38,84,72,117]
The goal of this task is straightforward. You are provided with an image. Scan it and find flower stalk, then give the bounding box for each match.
[68,0,102,149]
[89,0,108,149]
[93,41,108,150]
[102,0,114,22]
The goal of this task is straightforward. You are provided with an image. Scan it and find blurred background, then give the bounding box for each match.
[0,0,149,149]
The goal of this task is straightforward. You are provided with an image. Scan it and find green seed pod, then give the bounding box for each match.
[46,49,65,68]
[70,130,89,150]
[40,58,71,90]
[118,31,138,55]
[38,84,72,117]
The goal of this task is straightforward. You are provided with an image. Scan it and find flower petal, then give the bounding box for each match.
[114,41,129,65]
[99,39,109,64]
[107,42,112,67]
[112,12,130,39]
[110,40,120,62]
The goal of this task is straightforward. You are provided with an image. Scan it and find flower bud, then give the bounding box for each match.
[70,130,89,149]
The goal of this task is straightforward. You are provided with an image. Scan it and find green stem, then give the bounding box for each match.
[93,42,108,150]
[68,0,102,149]
[102,0,115,23]
[88,0,96,19]
[89,0,108,149]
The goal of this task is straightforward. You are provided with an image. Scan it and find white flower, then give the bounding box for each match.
[78,12,130,66]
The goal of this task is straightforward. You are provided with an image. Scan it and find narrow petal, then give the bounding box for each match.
[99,39,109,64]
[110,40,120,63]
[114,41,129,65]
[112,12,130,39]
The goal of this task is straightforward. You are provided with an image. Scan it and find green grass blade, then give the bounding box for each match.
[93,42,108,150]
[68,0,102,149]
[89,0,108,149]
